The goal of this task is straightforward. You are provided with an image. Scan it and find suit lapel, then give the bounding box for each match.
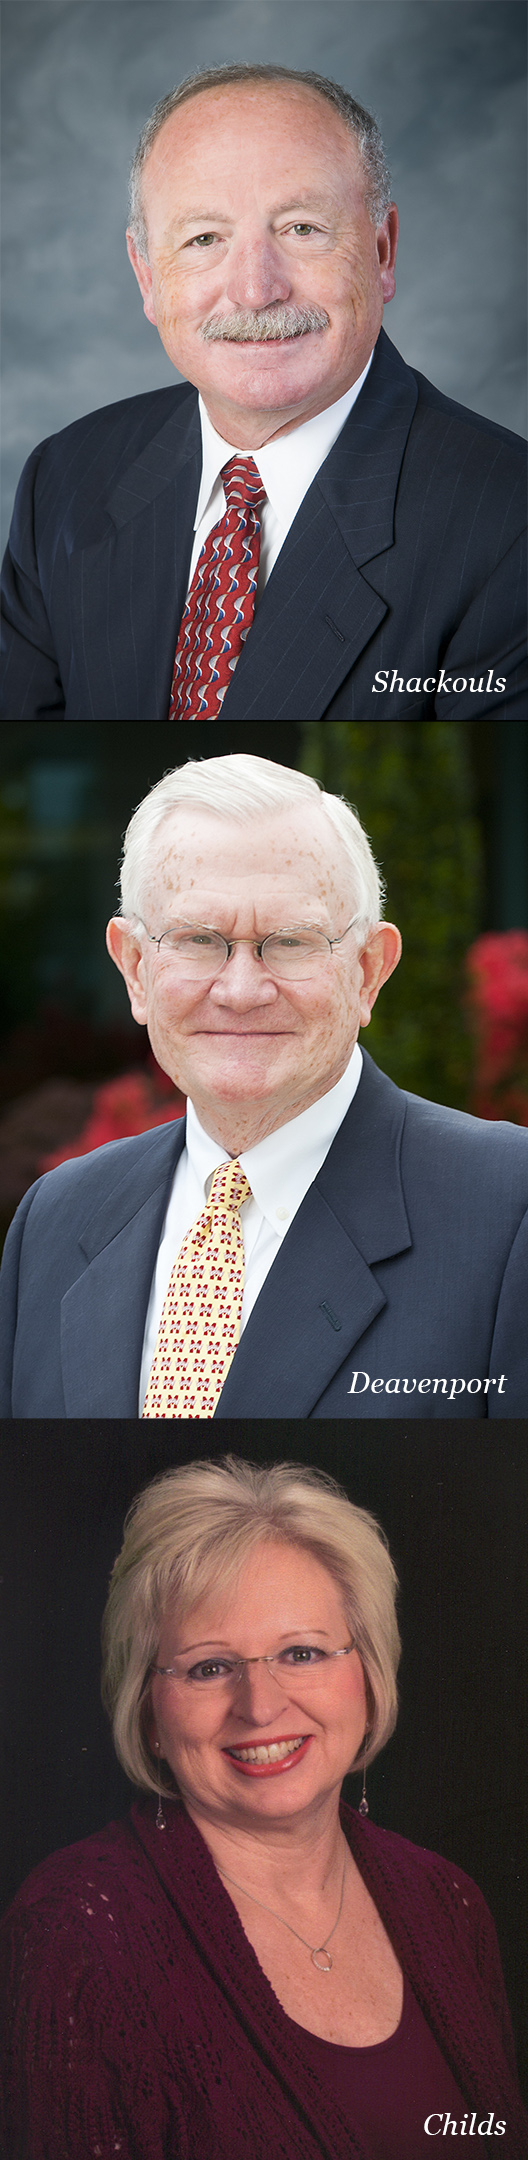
[217,1053,412,1418]
[68,335,416,719]
[60,1121,186,1414]
[221,331,418,718]
[70,392,201,719]
[221,505,389,720]
[58,1055,408,1418]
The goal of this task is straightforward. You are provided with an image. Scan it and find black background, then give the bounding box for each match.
[2,1418,526,2092]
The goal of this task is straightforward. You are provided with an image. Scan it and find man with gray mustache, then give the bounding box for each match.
[1,60,525,719]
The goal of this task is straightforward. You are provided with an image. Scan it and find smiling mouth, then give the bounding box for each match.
[231,331,313,344]
[224,1734,312,1776]
[200,1028,292,1035]
[195,1029,295,1041]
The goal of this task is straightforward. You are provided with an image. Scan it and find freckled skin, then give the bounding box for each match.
[107,803,401,1152]
[126,83,398,447]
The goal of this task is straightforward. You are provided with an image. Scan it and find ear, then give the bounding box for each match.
[358,923,402,1028]
[106,917,149,1025]
[377,205,399,303]
[126,230,158,327]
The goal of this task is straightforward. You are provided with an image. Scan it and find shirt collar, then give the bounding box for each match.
[195,354,374,532]
[185,1043,363,1234]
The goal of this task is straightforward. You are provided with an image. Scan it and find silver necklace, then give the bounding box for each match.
[216,1846,348,1971]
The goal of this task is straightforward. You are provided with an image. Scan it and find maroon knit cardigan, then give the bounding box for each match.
[0,1798,525,2160]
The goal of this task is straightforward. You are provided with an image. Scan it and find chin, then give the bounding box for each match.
[196,1038,290,1076]
[202,1061,282,1103]
[204,346,328,407]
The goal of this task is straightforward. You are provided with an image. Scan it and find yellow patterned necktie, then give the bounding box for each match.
[142,1157,251,1419]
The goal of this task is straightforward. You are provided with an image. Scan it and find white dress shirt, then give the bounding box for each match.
[186,354,374,600]
[139,1043,363,1412]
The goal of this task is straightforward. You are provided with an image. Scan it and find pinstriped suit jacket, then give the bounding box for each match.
[1,329,526,719]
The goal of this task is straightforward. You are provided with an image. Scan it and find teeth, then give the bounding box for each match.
[229,1736,307,1764]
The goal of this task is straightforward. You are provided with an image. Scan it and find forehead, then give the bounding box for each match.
[167,1540,347,1642]
[141,82,363,213]
[143,802,354,912]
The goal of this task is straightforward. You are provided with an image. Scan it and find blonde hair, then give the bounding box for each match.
[118,752,385,944]
[102,1456,400,1801]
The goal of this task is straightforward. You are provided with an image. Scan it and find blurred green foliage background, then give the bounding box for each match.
[299,721,482,1107]
[1,717,528,1252]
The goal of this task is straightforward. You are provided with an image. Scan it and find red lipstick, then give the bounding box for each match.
[223,1733,313,1778]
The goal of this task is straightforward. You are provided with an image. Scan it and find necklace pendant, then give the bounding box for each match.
[311,1946,333,1971]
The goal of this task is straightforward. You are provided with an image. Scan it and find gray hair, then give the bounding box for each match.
[117,752,386,944]
[127,62,392,263]
[101,1455,401,1801]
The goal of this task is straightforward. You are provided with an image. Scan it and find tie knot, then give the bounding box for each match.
[222,455,266,514]
[209,1159,252,1213]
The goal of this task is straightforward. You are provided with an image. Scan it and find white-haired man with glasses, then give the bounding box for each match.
[1,751,528,1419]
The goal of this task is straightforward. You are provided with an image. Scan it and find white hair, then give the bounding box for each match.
[118,754,385,943]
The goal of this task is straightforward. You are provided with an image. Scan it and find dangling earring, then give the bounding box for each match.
[359,1727,371,1817]
[154,1741,166,1831]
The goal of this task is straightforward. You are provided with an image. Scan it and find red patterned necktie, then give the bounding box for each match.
[169,455,266,721]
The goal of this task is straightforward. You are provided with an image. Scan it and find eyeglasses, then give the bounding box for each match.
[140,920,360,982]
[151,1642,356,1693]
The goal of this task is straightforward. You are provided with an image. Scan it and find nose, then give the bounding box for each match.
[232,1657,290,1726]
[207,945,279,1008]
[225,231,292,311]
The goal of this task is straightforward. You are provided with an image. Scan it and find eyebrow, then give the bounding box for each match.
[157,918,330,933]
[167,194,336,235]
[173,1629,333,1653]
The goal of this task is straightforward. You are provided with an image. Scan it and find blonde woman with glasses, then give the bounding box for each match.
[1,1457,525,2158]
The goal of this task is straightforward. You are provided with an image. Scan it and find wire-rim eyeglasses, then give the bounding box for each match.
[151,1642,357,1692]
[138,919,362,981]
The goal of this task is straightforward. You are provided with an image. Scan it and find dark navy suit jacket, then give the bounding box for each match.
[1,1050,527,1419]
[1,330,526,720]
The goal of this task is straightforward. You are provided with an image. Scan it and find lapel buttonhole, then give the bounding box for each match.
[320,1299,343,1331]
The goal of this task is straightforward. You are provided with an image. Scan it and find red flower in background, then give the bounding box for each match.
[31,934,528,1167]
[465,932,528,1123]
[41,1057,185,1169]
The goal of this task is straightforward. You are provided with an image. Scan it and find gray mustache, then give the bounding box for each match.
[200,303,330,343]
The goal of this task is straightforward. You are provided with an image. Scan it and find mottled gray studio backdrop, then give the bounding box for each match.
[2,0,527,554]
